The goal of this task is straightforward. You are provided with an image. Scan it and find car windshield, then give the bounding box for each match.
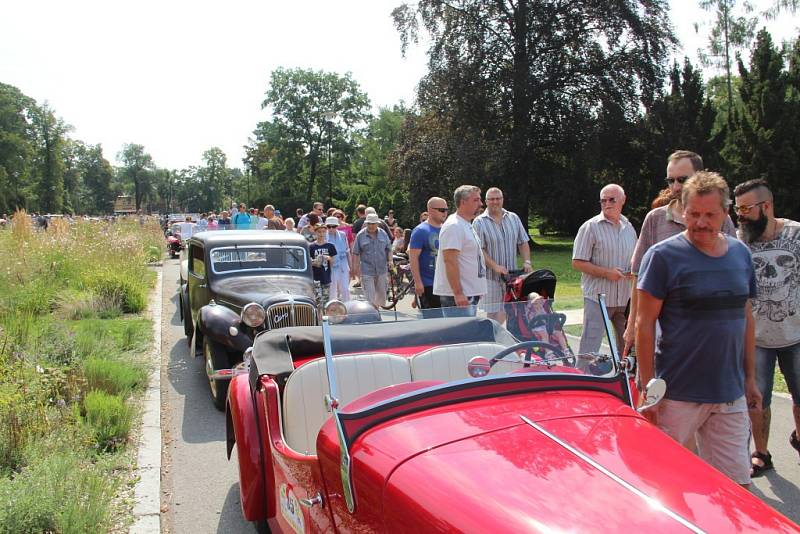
[325,298,619,407]
[210,245,307,273]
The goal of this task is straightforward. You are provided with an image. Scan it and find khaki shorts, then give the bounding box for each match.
[657,396,751,485]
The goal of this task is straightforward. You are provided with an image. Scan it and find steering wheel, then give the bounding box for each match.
[489,340,567,369]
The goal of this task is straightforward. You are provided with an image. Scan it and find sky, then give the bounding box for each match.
[1,0,798,171]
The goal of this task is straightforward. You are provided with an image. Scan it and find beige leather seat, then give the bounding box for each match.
[410,342,515,382]
[282,353,412,455]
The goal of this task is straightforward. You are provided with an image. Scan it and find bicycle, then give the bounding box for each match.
[381,253,415,310]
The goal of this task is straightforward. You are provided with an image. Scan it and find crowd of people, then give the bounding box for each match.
[164,148,799,490]
[570,149,799,492]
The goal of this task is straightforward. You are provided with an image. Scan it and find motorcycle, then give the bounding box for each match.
[166,231,182,258]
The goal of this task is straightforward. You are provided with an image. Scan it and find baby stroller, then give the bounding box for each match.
[502,269,575,365]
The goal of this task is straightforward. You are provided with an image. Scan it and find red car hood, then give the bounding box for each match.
[338,391,797,533]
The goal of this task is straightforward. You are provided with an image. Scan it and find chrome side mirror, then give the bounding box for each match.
[468,356,491,378]
[638,378,667,413]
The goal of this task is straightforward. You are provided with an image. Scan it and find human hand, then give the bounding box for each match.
[606,268,626,281]
[622,324,635,357]
[454,293,469,307]
[495,265,509,276]
[523,262,533,273]
[746,379,763,411]
[414,282,424,296]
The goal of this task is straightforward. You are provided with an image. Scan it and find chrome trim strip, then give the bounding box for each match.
[520,415,705,534]
[321,316,356,513]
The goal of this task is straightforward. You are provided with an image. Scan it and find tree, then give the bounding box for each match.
[30,102,69,213]
[259,68,371,203]
[696,0,758,120]
[118,143,155,211]
[0,83,36,213]
[723,29,800,219]
[392,0,675,229]
[195,147,229,211]
[81,144,115,214]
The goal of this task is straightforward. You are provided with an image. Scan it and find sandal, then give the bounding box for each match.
[750,451,774,477]
[791,430,800,457]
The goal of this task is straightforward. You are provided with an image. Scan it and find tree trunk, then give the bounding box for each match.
[508,0,532,234]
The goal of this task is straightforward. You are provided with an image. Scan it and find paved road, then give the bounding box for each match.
[160,258,252,534]
[159,264,799,532]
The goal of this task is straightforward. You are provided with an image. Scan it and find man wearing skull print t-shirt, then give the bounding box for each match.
[734,179,800,476]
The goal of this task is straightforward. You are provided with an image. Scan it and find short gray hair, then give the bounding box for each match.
[454,185,481,207]
[682,171,731,210]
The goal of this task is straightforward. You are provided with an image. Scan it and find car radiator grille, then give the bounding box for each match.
[266,302,317,329]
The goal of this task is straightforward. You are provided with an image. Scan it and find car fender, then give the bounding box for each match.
[198,303,253,354]
[226,374,268,522]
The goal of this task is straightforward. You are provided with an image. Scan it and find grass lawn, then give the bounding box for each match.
[528,232,583,310]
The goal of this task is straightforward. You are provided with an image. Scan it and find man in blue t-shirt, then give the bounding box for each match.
[231,203,252,229]
[409,197,447,318]
[636,171,761,487]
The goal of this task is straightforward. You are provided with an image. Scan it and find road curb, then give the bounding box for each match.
[131,267,163,534]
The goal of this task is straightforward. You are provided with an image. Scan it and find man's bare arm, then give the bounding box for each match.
[408,248,425,296]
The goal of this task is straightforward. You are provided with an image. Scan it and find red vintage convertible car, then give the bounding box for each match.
[225,298,799,533]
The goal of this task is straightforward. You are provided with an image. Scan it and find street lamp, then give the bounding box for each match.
[323,111,337,207]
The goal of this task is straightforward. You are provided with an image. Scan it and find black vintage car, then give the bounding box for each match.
[179,230,320,409]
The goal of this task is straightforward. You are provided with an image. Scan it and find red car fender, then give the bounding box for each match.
[226,374,269,522]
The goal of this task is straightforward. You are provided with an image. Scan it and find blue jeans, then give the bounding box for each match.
[438,295,480,317]
[755,341,800,408]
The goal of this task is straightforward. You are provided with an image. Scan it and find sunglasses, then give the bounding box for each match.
[599,198,618,205]
[665,175,690,185]
[431,207,448,213]
[734,201,766,215]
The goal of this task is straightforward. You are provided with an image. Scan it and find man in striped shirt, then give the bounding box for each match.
[473,187,532,322]
[572,184,637,354]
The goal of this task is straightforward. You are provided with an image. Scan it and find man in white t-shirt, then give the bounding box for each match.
[178,216,195,242]
[433,185,487,316]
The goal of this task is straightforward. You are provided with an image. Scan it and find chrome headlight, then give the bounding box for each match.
[241,302,266,327]
[324,300,347,324]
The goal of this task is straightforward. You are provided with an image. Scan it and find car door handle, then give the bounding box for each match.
[300,492,324,508]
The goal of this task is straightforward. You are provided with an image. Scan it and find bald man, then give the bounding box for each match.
[572,184,637,354]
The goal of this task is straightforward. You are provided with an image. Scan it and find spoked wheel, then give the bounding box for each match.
[204,337,231,411]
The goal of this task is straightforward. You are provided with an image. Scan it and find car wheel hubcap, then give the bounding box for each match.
[205,342,217,398]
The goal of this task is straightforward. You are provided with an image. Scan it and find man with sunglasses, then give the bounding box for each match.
[623,150,736,356]
[408,197,448,317]
[573,184,637,354]
[733,179,800,477]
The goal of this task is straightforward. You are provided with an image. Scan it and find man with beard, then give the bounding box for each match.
[433,185,487,317]
[623,150,736,356]
[734,179,800,477]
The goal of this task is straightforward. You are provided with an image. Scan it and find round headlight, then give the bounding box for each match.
[324,300,347,324]
[241,302,266,327]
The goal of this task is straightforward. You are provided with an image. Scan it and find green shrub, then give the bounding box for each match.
[0,444,114,533]
[82,391,133,452]
[84,358,147,397]
[83,272,147,314]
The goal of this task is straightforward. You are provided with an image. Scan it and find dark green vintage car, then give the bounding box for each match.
[179,230,318,409]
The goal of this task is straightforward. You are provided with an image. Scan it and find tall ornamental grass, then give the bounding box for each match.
[0,211,162,532]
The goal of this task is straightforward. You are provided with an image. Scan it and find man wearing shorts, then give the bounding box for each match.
[636,171,762,487]
[473,187,532,323]
[734,179,800,476]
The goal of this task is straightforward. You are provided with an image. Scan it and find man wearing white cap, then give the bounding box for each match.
[353,213,392,308]
[325,216,351,301]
